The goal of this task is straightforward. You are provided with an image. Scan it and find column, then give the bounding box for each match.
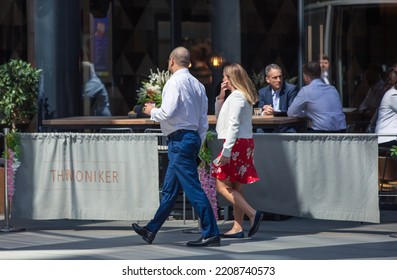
[34,0,81,126]
[210,0,241,114]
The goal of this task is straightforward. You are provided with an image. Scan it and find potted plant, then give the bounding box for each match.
[0,59,41,132]
[197,131,218,220]
[0,59,41,203]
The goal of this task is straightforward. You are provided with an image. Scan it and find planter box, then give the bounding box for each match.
[378,156,397,188]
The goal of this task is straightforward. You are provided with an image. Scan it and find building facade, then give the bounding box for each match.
[1,0,397,128]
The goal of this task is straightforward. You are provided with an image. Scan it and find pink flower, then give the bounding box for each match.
[6,148,20,201]
[198,164,218,220]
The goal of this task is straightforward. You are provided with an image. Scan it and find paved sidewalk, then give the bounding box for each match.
[1,210,397,260]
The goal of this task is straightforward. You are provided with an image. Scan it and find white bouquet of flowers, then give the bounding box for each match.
[136,68,171,107]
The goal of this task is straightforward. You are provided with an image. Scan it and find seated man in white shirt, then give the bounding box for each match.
[319,54,331,85]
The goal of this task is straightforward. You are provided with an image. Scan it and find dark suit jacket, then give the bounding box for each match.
[258,81,298,111]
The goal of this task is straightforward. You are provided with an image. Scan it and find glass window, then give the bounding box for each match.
[306,1,397,120]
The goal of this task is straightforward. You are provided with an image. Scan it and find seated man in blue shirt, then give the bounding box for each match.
[287,61,346,132]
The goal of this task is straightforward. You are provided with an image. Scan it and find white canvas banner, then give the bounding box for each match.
[11,133,160,220]
[208,133,380,223]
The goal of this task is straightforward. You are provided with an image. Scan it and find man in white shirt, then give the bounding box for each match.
[132,46,220,247]
[319,55,331,85]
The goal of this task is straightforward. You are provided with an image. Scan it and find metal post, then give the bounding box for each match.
[298,0,304,88]
[182,218,201,234]
[183,191,186,224]
[1,128,10,229]
[182,190,201,234]
[1,128,24,232]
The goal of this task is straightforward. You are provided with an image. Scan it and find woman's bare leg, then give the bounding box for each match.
[216,179,256,233]
[230,205,244,233]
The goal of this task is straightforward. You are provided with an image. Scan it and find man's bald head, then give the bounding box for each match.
[169,47,190,68]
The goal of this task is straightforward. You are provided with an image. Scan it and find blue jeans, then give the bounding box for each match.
[146,130,219,238]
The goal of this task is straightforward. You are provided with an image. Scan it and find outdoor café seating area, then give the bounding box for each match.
[1,114,396,225]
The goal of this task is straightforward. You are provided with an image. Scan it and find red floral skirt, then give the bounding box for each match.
[211,138,260,184]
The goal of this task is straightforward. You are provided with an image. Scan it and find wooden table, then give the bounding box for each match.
[41,115,307,132]
[41,116,159,132]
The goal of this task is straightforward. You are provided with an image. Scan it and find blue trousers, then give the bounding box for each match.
[146,130,219,238]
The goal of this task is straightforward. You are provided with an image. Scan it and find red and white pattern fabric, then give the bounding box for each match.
[211,138,260,184]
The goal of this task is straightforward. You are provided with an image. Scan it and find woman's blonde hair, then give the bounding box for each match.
[223,63,258,105]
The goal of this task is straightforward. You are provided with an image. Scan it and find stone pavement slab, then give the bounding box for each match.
[1,211,397,260]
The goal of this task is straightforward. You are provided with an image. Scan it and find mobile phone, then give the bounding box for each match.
[225,89,231,100]
[213,157,221,165]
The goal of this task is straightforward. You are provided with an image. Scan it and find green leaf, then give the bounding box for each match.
[390,145,397,157]
[198,131,215,170]
[0,59,41,132]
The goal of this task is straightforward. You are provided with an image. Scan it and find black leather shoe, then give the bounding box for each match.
[220,231,244,238]
[186,235,220,247]
[248,211,265,237]
[132,223,155,244]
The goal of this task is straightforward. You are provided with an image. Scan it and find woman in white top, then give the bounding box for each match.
[211,63,264,238]
[376,63,397,147]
